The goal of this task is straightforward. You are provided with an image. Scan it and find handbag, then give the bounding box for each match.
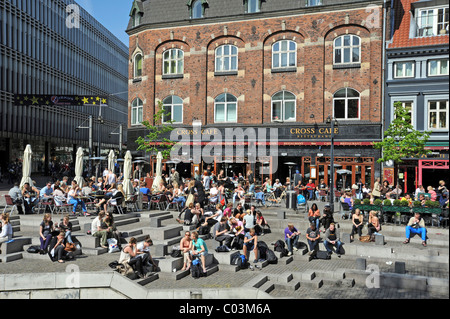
[64,243,76,252]
[185,194,194,207]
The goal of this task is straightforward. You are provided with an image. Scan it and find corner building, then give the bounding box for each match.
[127,0,385,188]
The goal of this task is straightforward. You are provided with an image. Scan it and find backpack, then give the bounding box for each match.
[266,249,278,264]
[26,245,40,254]
[297,194,306,204]
[215,245,229,253]
[198,225,210,235]
[191,262,202,279]
[274,240,285,252]
[171,249,182,258]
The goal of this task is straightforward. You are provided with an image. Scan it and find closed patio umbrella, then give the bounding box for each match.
[108,150,116,172]
[20,145,34,188]
[73,147,85,186]
[122,151,134,199]
[151,152,163,193]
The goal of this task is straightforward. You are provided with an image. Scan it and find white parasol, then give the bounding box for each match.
[122,151,134,199]
[108,150,116,172]
[73,147,85,186]
[20,145,34,188]
[151,152,163,193]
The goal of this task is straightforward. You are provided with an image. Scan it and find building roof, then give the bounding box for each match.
[388,0,449,49]
[126,0,385,33]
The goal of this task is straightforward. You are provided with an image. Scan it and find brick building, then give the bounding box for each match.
[126,0,386,188]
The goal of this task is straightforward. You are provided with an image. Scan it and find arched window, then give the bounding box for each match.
[131,98,143,125]
[191,0,203,18]
[272,91,296,121]
[334,35,361,65]
[215,93,237,123]
[333,88,360,119]
[162,96,183,123]
[272,40,297,69]
[215,45,238,72]
[134,53,143,77]
[163,49,184,75]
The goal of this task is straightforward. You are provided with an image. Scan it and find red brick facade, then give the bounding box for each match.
[128,6,384,128]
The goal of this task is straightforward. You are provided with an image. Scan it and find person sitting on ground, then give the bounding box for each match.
[190,231,208,275]
[57,215,74,244]
[92,211,111,249]
[350,208,364,241]
[39,213,54,254]
[243,228,260,264]
[255,211,268,236]
[308,203,321,230]
[232,203,244,220]
[367,210,381,240]
[284,223,300,256]
[0,213,13,254]
[306,222,320,261]
[242,208,255,233]
[176,202,198,226]
[50,231,68,263]
[119,237,146,279]
[403,212,428,247]
[102,211,122,249]
[180,231,192,271]
[321,204,335,232]
[137,235,158,271]
[323,223,342,257]
[223,202,233,219]
[200,203,222,229]
[213,217,232,250]
[229,217,245,249]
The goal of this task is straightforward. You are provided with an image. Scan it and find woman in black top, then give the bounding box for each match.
[194,179,206,208]
[58,215,73,244]
[39,213,54,254]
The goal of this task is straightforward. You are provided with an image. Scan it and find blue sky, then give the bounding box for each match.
[76,0,132,46]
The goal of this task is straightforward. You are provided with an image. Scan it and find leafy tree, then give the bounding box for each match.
[135,100,178,159]
[374,101,431,198]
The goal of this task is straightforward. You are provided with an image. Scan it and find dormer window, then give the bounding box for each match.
[130,0,143,28]
[187,0,208,19]
[245,0,261,13]
[416,7,449,37]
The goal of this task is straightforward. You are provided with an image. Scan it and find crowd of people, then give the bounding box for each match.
[1,165,448,278]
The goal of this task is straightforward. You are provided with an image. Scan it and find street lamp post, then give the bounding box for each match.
[326,116,338,213]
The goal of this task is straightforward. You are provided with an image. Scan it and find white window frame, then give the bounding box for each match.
[333,88,361,120]
[271,91,297,122]
[391,98,416,128]
[133,53,143,78]
[394,61,415,78]
[427,99,449,131]
[272,40,297,69]
[214,93,238,123]
[333,35,361,65]
[428,58,449,76]
[131,98,143,126]
[163,49,184,75]
[215,45,238,72]
[417,6,449,37]
[162,96,183,124]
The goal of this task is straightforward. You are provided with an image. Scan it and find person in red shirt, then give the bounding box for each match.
[306,179,316,201]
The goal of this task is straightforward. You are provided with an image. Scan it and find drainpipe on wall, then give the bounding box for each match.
[380,0,388,180]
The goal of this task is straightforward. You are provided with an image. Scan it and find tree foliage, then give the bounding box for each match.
[374,101,432,164]
[135,100,178,159]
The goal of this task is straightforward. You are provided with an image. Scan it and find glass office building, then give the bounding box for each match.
[0,0,128,174]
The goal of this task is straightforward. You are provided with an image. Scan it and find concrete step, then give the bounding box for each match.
[258,281,275,294]
[147,225,183,241]
[0,237,32,255]
[0,251,23,263]
[136,272,159,286]
[273,281,301,292]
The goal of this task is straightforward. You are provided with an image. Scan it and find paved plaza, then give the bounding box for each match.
[0,177,448,300]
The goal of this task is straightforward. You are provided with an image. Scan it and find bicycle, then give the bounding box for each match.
[264,189,287,207]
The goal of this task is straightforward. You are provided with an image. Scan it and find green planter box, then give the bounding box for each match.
[411,207,441,215]
[354,204,382,211]
[382,206,411,213]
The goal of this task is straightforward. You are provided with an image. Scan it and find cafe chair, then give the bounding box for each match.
[2,195,19,215]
